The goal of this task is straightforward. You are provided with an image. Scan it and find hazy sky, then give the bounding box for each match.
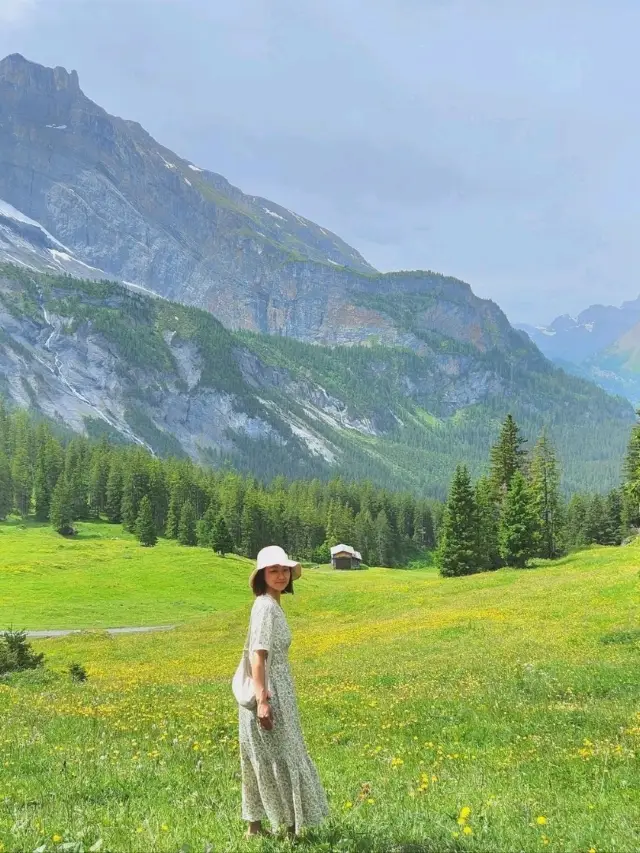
[1,0,639,324]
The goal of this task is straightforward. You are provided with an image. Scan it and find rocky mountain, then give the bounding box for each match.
[1,54,546,357]
[0,54,636,495]
[518,298,640,403]
[0,262,633,497]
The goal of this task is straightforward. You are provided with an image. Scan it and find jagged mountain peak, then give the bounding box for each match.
[517,294,640,403]
[0,53,80,94]
[0,53,379,314]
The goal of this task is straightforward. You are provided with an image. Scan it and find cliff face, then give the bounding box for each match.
[1,53,529,357]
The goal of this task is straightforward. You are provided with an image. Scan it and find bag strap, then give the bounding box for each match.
[245,604,272,693]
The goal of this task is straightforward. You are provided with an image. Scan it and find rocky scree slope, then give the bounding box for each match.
[0,263,633,497]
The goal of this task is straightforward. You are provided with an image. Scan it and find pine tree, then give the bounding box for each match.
[178,500,197,546]
[165,485,182,539]
[437,465,479,577]
[136,495,157,547]
[196,504,216,548]
[490,414,528,502]
[121,459,150,532]
[105,459,124,524]
[412,501,435,550]
[88,446,110,518]
[50,474,75,536]
[353,508,377,565]
[499,471,538,568]
[475,476,501,570]
[33,432,62,521]
[375,509,394,567]
[324,500,354,549]
[11,443,32,518]
[148,461,168,533]
[0,451,12,520]
[621,410,640,531]
[69,465,90,520]
[219,476,244,547]
[64,439,90,520]
[584,494,607,544]
[529,433,562,559]
[240,488,265,558]
[564,494,588,549]
[33,463,50,521]
[212,515,234,556]
[396,495,415,542]
[603,489,623,546]
[0,397,8,458]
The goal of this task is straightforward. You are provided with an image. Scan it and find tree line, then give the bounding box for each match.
[2,398,637,574]
[0,399,438,566]
[437,414,630,576]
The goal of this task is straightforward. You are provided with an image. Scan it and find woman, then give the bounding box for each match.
[238,545,329,839]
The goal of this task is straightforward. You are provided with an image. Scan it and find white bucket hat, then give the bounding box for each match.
[250,545,302,586]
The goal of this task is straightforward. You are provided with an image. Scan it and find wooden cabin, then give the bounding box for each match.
[331,544,362,570]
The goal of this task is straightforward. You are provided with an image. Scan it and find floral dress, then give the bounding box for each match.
[239,594,329,832]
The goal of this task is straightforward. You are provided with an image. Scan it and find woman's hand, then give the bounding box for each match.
[257,695,273,730]
[252,650,273,729]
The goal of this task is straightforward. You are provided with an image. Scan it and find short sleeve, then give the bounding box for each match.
[250,597,274,654]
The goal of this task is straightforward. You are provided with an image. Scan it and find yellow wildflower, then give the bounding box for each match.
[52,836,63,844]
[463,826,473,836]
[458,805,471,824]
[536,816,547,826]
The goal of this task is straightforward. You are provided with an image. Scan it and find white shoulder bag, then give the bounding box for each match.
[232,616,270,710]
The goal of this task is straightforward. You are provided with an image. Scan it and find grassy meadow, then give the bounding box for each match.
[1,520,639,852]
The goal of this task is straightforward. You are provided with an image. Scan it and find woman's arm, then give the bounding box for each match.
[252,649,273,730]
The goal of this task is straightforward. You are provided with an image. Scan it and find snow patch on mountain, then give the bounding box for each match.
[263,207,286,221]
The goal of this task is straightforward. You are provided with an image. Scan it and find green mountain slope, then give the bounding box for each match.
[0,263,633,497]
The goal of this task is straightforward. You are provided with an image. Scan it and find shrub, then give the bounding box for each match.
[69,662,88,682]
[311,544,331,564]
[0,630,45,675]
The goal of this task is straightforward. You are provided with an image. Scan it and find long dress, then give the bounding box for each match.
[239,593,329,832]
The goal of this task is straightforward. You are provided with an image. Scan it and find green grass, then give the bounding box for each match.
[1,522,639,852]
[0,521,249,629]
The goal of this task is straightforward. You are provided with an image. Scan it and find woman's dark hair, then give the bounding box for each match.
[252,568,294,597]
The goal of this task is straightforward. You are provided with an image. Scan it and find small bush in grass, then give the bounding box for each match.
[0,630,45,675]
[69,662,88,682]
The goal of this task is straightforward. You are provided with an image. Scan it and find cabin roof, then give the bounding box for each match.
[331,544,362,561]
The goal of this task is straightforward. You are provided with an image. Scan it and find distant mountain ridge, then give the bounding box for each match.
[517,296,640,403]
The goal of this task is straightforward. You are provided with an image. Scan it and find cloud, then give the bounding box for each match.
[0,0,38,25]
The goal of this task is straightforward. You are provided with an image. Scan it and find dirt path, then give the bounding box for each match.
[26,625,177,639]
